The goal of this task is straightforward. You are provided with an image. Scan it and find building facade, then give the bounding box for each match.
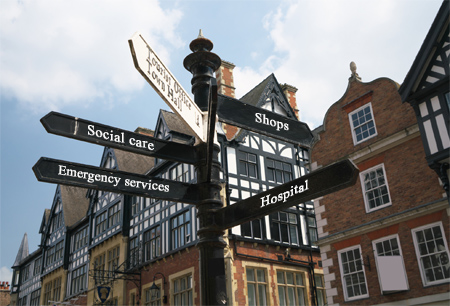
[310,60,449,306]
[11,59,324,305]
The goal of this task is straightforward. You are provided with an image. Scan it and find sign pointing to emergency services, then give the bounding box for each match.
[33,157,200,204]
[129,32,206,142]
[215,159,359,230]
[40,112,198,164]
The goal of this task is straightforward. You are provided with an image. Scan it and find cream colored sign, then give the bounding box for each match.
[129,32,205,142]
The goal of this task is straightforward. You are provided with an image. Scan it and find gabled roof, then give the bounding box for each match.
[60,185,90,228]
[114,148,155,175]
[12,233,29,267]
[399,0,449,101]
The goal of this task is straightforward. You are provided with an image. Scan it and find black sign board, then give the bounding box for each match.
[33,157,200,204]
[215,159,359,230]
[217,94,313,146]
[41,112,198,164]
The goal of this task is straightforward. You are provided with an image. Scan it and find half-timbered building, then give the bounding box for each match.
[399,0,450,200]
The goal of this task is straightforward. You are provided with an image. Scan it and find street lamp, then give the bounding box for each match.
[150,272,167,304]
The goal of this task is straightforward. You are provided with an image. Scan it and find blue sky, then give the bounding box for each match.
[0,0,443,281]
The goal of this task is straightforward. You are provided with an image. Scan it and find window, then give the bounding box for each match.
[131,196,140,215]
[144,226,161,262]
[373,235,408,292]
[46,246,55,266]
[129,238,140,268]
[73,227,88,251]
[53,277,61,302]
[306,215,318,246]
[51,210,63,233]
[71,265,87,295]
[171,164,191,182]
[412,222,450,286]
[95,211,108,235]
[315,275,327,306]
[108,203,120,228]
[94,253,106,284]
[43,282,52,305]
[270,212,299,245]
[30,289,40,306]
[34,257,42,276]
[173,274,193,305]
[241,219,263,240]
[360,164,391,212]
[145,285,161,306]
[107,246,120,277]
[277,270,307,306]
[239,152,258,178]
[171,211,191,250]
[266,158,292,184]
[54,241,64,262]
[246,267,268,305]
[21,264,30,282]
[349,103,377,144]
[338,246,369,301]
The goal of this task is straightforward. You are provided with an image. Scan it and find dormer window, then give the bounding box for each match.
[349,103,377,145]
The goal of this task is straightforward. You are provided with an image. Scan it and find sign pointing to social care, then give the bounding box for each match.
[129,32,206,142]
[40,112,198,164]
[33,157,200,204]
[215,159,359,230]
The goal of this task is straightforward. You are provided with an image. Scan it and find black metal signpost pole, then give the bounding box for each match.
[184,32,227,306]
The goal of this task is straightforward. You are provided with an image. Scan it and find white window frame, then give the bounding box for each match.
[338,245,369,301]
[348,102,377,145]
[360,164,391,213]
[412,222,450,286]
[372,234,409,293]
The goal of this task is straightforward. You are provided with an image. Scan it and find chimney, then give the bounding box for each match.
[215,60,236,98]
[281,83,299,120]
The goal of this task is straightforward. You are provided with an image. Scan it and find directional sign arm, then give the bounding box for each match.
[41,112,198,164]
[206,79,218,182]
[215,159,359,230]
[33,157,200,204]
[217,94,313,146]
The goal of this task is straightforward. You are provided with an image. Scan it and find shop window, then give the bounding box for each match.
[373,235,408,293]
[246,267,268,305]
[412,222,450,286]
[349,103,377,144]
[360,164,391,212]
[277,270,307,306]
[338,246,369,301]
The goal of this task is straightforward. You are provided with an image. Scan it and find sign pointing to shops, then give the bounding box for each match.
[129,32,206,142]
[33,157,200,204]
[217,94,313,145]
[215,159,359,230]
[40,112,198,164]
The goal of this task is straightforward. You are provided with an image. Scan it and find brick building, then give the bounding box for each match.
[1,281,11,306]
[11,55,324,305]
[310,57,449,305]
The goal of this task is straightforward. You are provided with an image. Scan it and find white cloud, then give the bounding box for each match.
[0,0,184,112]
[234,0,440,128]
[0,266,13,283]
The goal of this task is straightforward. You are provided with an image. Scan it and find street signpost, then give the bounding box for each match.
[40,111,198,164]
[33,157,200,204]
[34,31,360,306]
[217,94,313,145]
[129,32,206,142]
[215,159,358,230]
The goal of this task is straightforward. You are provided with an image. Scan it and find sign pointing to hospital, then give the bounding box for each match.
[129,32,206,142]
[33,157,200,204]
[40,112,198,164]
[215,159,359,230]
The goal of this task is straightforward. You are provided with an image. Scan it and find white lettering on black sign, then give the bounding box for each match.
[260,179,308,208]
[87,125,155,152]
[255,113,289,131]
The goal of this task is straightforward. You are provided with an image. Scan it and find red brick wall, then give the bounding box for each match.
[327,212,449,305]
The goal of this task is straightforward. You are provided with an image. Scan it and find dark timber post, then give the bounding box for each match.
[184,31,227,305]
